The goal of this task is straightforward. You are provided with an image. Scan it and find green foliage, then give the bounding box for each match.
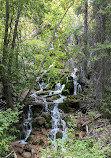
[0,106,21,157]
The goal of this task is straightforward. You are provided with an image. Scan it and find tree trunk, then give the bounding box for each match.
[8,7,20,77]
[82,1,88,79]
[95,5,106,105]
[1,0,14,108]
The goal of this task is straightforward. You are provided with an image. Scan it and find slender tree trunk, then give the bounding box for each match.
[41,1,74,68]
[95,6,106,105]
[82,1,88,79]
[1,1,14,108]
[8,7,20,77]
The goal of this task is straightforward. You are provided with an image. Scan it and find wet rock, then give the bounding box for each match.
[62,89,70,95]
[36,117,46,125]
[59,103,69,113]
[32,117,47,128]
[64,79,74,95]
[60,75,67,85]
[56,131,63,139]
[38,91,49,96]
[42,113,52,123]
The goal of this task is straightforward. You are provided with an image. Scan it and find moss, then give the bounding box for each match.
[38,91,49,96]
[55,61,65,69]
[60,76,67,85]
[52,95,61,100]
[62,89,70,95]
[42,114,52,123]
[47,82,56,90]
[68,75,73,80]
[64,80,74,95]
[59,103,69,113]
[35,83,40,91]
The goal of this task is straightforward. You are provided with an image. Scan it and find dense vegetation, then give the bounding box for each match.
[0,0,111,157]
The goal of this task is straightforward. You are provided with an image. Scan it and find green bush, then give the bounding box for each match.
[0,105,22,157]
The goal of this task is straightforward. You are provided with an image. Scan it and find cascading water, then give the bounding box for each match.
[20,67,81,145]
[30,81,67,142]
[48,83,67,141]
[71,68,82,95]
[20,105,32,144]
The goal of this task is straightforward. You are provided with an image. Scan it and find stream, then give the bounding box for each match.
[20,68,82,144]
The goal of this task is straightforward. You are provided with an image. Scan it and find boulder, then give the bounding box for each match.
[64,79,74,95]
[35,117,46,125]
[32,117,47,128]
[62,89,70,95]
[22,152,31,158]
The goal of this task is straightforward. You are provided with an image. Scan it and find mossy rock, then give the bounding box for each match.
[68,75,73,80]
[47,82,56,90]
[59,103,69,113]
[56,131,63,139]
[68,94,83,100]
[63,96,81,109]
[62,89,70,95]
[35,83,40,91]
[52,94,61,100]
[64,80,74,95]
[60,76,67,85]
[38,91,49,96]
[42,113,52,123]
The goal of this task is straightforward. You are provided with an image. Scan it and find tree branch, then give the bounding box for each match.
[41,0,74,67]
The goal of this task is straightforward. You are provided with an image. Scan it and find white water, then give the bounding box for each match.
[30,81,67,141]
[20,71,81,144]
[48,83,67,141]
[20,105,32,144]
[71,68,82,95]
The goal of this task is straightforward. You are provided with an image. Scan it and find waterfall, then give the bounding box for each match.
[71,68,82,95]
[48,83,67,141]
[53,81,65,95]
[20,80,67,145]
[20,105,32,144]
